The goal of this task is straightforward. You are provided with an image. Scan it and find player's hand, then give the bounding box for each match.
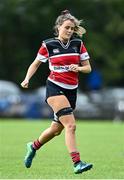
[69,64,80,72]
[21,79,29,88]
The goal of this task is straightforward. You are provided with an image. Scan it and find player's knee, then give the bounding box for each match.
[66,123,76,133]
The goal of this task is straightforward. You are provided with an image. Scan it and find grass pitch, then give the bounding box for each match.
[0,119,124,179]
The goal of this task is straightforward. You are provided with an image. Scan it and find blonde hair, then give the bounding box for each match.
[54,10,86,38]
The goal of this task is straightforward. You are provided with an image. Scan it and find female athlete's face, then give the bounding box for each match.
[58,20,75,42]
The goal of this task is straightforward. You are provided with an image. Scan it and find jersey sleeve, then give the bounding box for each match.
[80,42,90,61]
[35,42,49,63]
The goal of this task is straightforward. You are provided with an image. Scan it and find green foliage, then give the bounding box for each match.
[0,0,124,88]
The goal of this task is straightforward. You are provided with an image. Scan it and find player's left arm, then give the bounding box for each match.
[78,59,91,73]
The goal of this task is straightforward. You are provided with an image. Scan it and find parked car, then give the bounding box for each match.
[89,88,124,120]
[74,90,101,119]
[0,80,23,117]
[101,88,124,120]
[20,87,53,119]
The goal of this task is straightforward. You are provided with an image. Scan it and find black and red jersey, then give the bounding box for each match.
[36,38,90,89]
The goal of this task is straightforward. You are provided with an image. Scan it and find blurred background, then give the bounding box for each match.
[0,0,124,121]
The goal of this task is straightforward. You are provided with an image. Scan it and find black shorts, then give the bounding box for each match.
[46,80,77,110]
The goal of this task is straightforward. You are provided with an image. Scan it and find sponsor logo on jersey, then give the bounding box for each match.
[53,48,60,54]
[54,66,69,71]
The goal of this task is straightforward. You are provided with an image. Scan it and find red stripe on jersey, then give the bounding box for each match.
[38,46,48,58]
[80,44,87,54]
[50,54,80,66]
[49,71,78,85]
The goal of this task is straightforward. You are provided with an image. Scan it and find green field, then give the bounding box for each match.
[0,119,124,179]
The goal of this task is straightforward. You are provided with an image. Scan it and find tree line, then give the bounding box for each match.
[0,0,124,90]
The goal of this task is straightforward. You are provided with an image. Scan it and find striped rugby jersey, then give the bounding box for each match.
[36,38,90,89]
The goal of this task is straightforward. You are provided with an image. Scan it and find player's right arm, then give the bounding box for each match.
[21,59,42,88]
[21,41,48,88]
